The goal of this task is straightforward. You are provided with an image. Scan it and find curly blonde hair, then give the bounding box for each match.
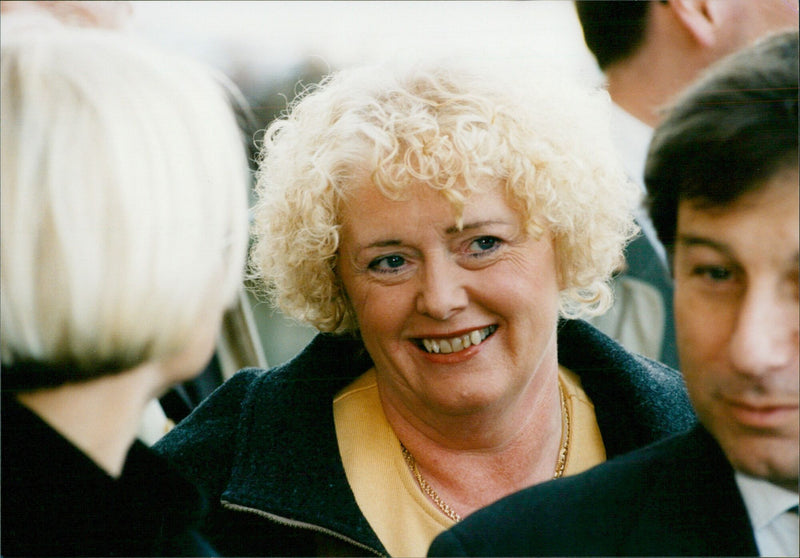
[251,60,639,334]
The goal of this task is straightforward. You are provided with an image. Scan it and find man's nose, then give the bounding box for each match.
[728,283,798,378]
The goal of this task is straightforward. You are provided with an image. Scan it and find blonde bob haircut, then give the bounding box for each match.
[252,60,639,334]
[1,27,250,383]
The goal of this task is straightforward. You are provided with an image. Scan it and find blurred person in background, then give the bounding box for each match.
[155,59,695,556]
[1,20,250,556]
[575,0,798,369]
[0,0,132,28]
[429,29,799,557]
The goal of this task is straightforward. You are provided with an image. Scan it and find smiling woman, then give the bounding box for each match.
[154,59,697,556]
[337,182,563,419]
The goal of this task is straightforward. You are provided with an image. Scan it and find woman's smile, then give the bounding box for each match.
[417,325,498,354]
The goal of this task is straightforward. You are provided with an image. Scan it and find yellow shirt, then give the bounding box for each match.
[333,367,606,557]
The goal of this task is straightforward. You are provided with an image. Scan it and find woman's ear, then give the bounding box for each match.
[666,0,716,48]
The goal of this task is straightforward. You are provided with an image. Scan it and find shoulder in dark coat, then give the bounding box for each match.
[428,425,758,557]
[155,321,696,556]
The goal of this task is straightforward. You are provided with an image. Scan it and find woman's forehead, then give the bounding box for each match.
[339,173,533,232]
[344,171,503,200]
[340,179,525,231]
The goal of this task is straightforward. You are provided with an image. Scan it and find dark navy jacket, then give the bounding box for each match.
[2,393,216,557]
[429,424,758,556]
[155,319,696,556]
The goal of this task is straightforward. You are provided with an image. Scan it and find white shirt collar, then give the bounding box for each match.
[735,472,798,557]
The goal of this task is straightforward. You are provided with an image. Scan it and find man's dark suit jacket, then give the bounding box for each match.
[428,425,759,557]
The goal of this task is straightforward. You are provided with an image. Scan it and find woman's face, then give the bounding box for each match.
[337,179,562,419]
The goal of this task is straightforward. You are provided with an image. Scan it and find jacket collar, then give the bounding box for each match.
[556,319,695,456]
[219,320,694,553]
[2,393,213,556]
[221,333,385,554]
[620,424,759,555]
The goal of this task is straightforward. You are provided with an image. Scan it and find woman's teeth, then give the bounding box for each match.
[421,326,496,354]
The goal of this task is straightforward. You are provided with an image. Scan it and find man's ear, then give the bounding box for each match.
[666,0,716,48]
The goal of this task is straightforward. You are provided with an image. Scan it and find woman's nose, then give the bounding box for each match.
[728,285,798,378]
[415,257,469,321]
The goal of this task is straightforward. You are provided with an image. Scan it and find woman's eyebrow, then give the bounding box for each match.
[360,220,513,248]
[445,219,508,235]
[364,239,402,249]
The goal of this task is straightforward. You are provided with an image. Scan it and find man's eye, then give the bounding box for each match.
[369,254,406,272]
[695,266,732,281]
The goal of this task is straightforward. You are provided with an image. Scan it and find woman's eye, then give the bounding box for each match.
[369,254,407,272]
[468,236,502,255]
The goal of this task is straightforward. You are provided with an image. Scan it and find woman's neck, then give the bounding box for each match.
[16,363,165,477]
[380,363,564,518]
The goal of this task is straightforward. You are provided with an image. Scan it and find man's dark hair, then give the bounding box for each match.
[574,1,653,70]
[645,30,799,255]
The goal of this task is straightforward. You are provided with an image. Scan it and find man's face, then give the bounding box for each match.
[673,165,799,492]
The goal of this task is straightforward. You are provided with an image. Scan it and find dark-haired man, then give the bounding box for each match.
[429,30,799,557]
[575,0,797,369]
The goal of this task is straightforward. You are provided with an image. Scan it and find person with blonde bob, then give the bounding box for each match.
[156,59,695,556]
[1,23,249,556]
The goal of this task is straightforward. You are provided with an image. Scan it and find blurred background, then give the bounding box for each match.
[126,1,604,367]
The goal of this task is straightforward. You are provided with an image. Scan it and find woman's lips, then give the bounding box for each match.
[417,325,497,354]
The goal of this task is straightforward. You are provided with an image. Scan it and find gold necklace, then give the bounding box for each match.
[553,379,571,479]
[401,444,463,522]
[401,382,571,523]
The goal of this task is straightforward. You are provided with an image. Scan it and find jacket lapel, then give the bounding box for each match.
[222,333,386,554]
[623,425,759,556]
[557,319,695,458]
